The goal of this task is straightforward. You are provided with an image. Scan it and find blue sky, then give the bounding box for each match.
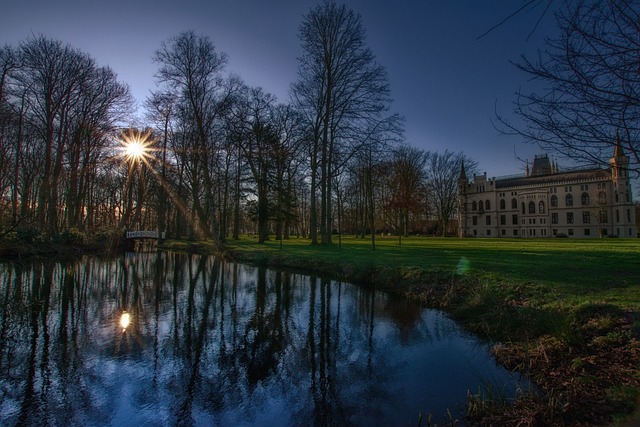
[1,0,561,177]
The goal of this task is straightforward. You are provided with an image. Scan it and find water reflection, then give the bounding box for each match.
[0,253,523,426]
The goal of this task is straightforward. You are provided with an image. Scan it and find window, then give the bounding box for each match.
[567,212,574,224]
[511,198,517,209]
[566,194,573,206]
[521,202,525,214]
[581,192,589,206]
[512,214,518,225]
[628,209,632,222]
[615,192,619,202]
[502,229,506,236]
[568,229,574,236]
[472,201,477,211]
[553,229,557,236]
[500,199,506,210]
[528,201,535,214]
[600,211,608,223]
[616,209,620,222]
[598,191,606,204]
[582,211,590,223]
[538,201,545,214]
[513,229,518,236]
[584,229,591,236]
[473,229,477,236]
[472,216,478,225]
[486,216,491,225]
[552,213,558,224]
[479,201,484,211]
[485,200,491,210]
[487,230,491,236]
[551,195,558,207]
[500,215,506,225]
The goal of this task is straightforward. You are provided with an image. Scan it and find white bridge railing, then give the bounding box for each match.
[126,230,166,239]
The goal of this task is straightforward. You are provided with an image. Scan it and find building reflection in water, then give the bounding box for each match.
[0,252,525,426]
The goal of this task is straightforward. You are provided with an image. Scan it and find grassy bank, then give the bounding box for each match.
[164,235,640,425]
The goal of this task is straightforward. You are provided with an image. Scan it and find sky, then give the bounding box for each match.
[0,0,563,178]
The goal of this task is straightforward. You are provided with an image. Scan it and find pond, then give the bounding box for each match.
[0,252,525,426]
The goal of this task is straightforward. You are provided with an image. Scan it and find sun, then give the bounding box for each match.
[119,128,154,163]
[125,140,145,159]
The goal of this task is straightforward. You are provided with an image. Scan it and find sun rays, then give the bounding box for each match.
[119,128,155,165]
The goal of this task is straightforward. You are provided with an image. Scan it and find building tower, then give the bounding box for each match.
[609,131,636,237]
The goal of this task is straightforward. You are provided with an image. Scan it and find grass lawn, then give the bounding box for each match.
[224,235,640,308]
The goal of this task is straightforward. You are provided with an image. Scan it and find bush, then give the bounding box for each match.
[16,227,46,244]
[54,227,86,245]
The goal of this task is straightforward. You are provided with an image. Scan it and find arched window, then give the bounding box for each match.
[581,192,589,206]
[511,198,517,209]
[566,194,573,206]
[615,192,619,203]
[521,202,525,214]
[539,201,545,214]
[528,201,536,214]
[485,200,491,210]
[551,195,558,207]
[598,191,606,204]
[479,200,484,211]
[472,201,477,211]
[500,199,506,210]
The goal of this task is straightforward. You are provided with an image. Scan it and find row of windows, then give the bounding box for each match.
[473,208,631,227]
[472,227,633,237]
[471,190,624,213]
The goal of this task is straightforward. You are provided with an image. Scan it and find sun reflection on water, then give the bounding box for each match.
[120,311,131,332]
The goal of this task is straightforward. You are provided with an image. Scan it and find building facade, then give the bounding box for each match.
[458,141,636,238]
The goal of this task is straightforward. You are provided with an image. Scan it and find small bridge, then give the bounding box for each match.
[125,230,166,252]
[126,230,166,239]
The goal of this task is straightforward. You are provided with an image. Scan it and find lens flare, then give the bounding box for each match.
[456,256,470,275]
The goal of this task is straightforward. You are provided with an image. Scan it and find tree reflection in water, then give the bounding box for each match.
[0,253,524,426]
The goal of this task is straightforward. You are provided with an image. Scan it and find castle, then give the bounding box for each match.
[458,137,636,238]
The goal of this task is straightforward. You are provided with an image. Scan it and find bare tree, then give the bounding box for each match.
[153,31,238,243]
[498,0,640,174]
[292,0,401,245]
[387,145,428,243]
[425,151,477,236]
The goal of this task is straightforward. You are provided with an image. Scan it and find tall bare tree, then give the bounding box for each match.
[499,0,640,174]
[292,1,401,245]
[153,31,238,243]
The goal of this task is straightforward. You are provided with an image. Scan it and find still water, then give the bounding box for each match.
[0,252,523,426]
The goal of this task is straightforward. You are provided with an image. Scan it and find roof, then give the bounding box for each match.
[495,167,610,189]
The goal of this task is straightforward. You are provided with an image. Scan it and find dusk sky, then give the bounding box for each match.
[1,0,562,178]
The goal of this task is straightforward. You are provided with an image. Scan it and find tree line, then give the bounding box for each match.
[0,2,472,248]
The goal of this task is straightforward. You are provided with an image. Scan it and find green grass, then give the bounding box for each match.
[223,235,640,305]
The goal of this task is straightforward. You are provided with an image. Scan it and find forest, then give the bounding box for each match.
[0,3,472,249]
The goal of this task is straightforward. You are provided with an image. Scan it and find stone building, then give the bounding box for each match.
[458,138,636,238]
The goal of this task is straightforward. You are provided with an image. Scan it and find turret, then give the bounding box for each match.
[610,130,629,180]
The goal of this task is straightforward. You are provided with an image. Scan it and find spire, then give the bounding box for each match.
[459,159,467,182]
[614,129,625,158]
[525,159,530,177]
